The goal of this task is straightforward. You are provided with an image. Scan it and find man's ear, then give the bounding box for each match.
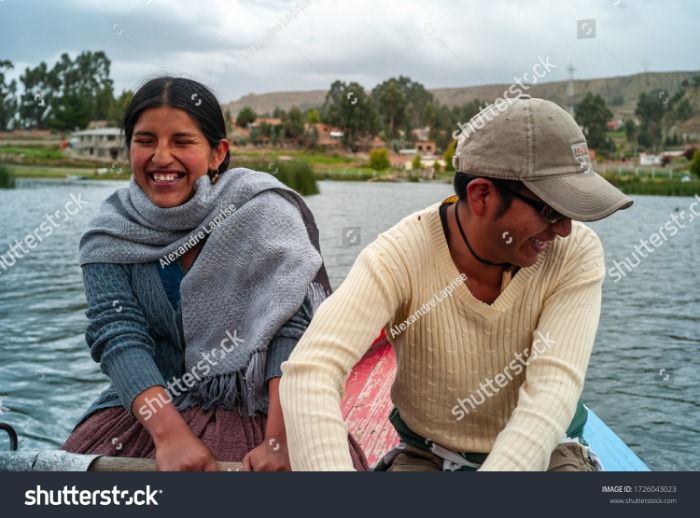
[466,178,493,217]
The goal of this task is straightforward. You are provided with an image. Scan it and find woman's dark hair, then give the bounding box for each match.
[122,76,230,178]
[453,172,520,218]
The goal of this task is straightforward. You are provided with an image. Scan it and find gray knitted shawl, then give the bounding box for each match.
[79,168,331,415]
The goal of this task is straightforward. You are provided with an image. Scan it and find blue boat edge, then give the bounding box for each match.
[584,406,649,471]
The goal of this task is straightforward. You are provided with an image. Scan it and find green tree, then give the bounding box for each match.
[430,100,482,151]
[430,104,456,147]
[269,123,283,145]
[0,60,18,131]
[304,125,319,148]
[411,154,423,170]
[249,126,262,145]
[0,164,15,189]
[660,88,694,144]
[371,76,437,138]
[322,80,377,148]
[283,106,305,140]
[369,147,390,170]
[624,119,638,143]
[108,89,133,126]
[48,90,92,131]
[637,124,655,150]
[575,93,613,150]
[635,91,666,151]
[457,99,483,127]
[372,78,408,139]
[236,106,257,127]
[444,140,457,172]
[690,149,700,179]
[46,51,115,130]
[396,76,435,130]
[305,108,320,124]
[675,98,693,122]
[18,61,54,128]
[94,82,114,120]
[258,122,272,138]
[224,108,233,137]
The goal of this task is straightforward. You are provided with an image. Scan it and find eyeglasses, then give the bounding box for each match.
[501,186,566,224]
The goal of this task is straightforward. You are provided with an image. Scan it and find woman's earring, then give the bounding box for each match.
[208,168,221,184]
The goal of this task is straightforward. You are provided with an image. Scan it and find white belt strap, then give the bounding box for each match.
[429,442,482,471]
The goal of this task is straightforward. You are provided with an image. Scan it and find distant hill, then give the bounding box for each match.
[224,90,328,118]
[431,71,699,121]
[223,70,700,123]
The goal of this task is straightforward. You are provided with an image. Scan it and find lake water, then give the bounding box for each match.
[0,179,697,470]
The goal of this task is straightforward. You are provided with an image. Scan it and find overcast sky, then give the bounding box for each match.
[1,0,698,103]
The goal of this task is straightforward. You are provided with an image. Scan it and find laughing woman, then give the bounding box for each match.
[62,77,368,471]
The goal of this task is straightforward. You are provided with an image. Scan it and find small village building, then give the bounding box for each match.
[250,117,283,127]
[306,123,344,149]
[415,141,436,155]
[70,127,126,162]
[639,152,662,166]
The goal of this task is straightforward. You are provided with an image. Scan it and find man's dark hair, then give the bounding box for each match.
[453,172,522,218]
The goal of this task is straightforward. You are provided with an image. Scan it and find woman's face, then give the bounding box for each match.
[129,105,228,208]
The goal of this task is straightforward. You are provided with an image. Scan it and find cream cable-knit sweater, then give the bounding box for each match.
[280,198,604,471]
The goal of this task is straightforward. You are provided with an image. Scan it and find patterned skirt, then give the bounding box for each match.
[63,406,369,471]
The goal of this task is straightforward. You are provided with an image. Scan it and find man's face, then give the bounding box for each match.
[487,185,572,268]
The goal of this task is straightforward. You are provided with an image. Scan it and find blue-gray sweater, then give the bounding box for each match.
[77,260,311,426]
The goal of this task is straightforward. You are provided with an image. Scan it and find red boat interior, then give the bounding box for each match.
[341,332,398,467]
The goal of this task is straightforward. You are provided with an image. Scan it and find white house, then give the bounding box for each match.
[639,152,662,166]
[70,127,126,162]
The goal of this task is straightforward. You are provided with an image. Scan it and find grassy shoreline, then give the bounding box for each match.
[4,164,132,181]
[7,166,698,196]
[602,174,700,197]
[2,143,699,196]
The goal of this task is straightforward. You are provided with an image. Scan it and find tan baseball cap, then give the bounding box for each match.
[452,94,633,221]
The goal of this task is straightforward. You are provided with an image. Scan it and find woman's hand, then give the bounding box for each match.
[242,436,291,471]
[153,427,218,472]
[242,377,291,471]
[132,386,218,471]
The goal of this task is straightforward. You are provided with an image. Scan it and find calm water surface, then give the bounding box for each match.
[0,179,697,469]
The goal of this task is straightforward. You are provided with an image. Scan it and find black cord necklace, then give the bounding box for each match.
[454,201,510,268]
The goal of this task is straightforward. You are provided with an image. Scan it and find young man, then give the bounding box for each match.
[279,95,633,471]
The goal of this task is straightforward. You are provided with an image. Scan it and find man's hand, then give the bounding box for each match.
[242,436,291,471]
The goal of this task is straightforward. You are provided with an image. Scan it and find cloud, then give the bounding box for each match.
[1,0,697,103]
